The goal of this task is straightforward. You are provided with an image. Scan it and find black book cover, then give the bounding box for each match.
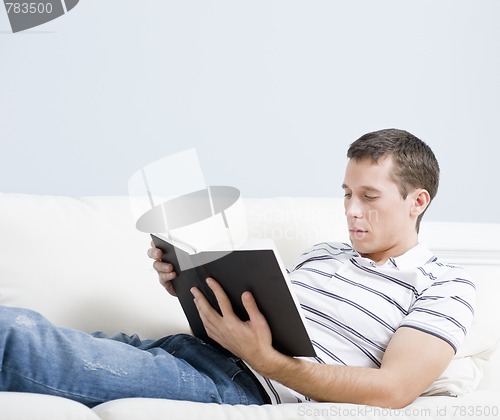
[151,234,316,357]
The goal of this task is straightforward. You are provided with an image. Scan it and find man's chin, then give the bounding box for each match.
[349,231,369,243]
[349,237,373,255]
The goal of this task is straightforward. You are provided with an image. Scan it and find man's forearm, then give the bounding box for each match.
[252,352,406,408]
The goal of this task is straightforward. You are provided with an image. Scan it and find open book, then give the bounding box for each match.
[151,233,316,357]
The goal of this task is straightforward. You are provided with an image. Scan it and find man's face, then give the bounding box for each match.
[342,156,417,262]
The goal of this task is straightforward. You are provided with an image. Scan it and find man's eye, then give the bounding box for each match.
[344,193,352,199]
[364,195,378,201]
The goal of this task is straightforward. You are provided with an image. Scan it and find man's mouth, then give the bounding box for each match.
[349,229,368,238]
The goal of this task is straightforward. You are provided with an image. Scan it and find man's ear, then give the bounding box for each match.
[410,189,431,218]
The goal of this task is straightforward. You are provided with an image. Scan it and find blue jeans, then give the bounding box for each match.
[0,306,270,407]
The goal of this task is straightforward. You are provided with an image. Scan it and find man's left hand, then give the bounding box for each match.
[191,277,280,372]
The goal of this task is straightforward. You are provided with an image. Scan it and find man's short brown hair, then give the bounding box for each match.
[347,128,440,232]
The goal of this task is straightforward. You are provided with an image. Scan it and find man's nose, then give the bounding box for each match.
[345,198,364,219]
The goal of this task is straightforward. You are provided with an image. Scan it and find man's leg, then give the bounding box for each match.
[0,306,267,407]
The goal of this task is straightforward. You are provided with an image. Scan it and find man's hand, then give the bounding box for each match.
[191,277,282,372]
[147,241,177,296]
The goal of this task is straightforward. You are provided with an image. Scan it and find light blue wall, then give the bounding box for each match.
[1,0,499,223]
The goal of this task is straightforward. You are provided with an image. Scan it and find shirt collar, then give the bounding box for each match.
[390,243,436,270]
[352,243,435,270]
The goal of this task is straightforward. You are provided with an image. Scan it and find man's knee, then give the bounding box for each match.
[0,306,50,349]
[0,306,45,327]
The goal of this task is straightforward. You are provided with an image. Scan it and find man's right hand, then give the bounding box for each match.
[147,241,178,296]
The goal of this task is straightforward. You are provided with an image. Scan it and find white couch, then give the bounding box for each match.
[1,193,499,420]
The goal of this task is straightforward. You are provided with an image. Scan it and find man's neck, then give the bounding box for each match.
[360,237,419,266]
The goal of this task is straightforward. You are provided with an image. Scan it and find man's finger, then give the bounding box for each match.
[205,277,235,317]
[191,287,223,331]
[192,287,219,318]
[148,246,162,260]
[241,291,260,320]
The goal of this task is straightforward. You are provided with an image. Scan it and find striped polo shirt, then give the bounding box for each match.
[251,241,476,404]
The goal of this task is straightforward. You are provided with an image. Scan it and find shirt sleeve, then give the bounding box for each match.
[399,266,476,353]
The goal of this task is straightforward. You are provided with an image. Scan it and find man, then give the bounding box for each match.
[0,129,475,408]
[151,128,475,407]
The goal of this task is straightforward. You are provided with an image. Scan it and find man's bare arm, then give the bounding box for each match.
[193,278,455,408]
[256,327,454,408]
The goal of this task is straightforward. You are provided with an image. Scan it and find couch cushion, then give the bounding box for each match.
[417,235,500,396]
[92,391,500,420]
[0,392,100,420]
[0,193,190,339]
